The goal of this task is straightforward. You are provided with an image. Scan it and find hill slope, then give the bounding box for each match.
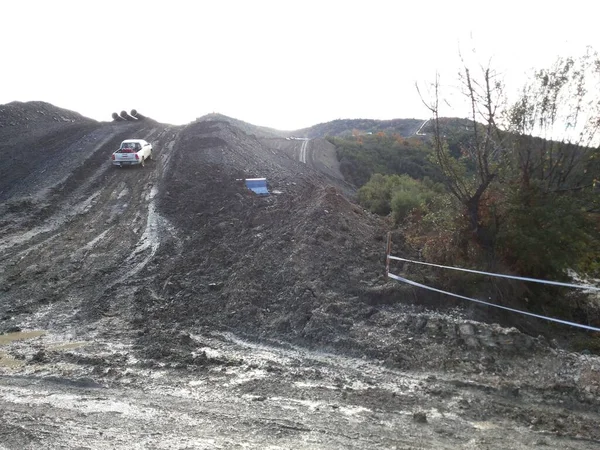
[294,118,426,138]
[0,102,599,449]
[195,112,288,138]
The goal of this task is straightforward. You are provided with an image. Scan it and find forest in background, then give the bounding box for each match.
[328,51,600,346]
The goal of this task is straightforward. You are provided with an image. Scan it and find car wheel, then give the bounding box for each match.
[148,151,153,161]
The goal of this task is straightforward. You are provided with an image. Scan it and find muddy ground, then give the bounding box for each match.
[0,102,599,449]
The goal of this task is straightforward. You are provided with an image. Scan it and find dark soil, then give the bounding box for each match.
[0,101,599,449]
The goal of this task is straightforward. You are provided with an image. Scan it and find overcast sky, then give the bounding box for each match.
[1,0,598,130]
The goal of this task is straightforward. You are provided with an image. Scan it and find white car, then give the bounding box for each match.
[111,139,153,167]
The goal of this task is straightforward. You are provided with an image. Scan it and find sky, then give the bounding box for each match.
[1,0,599,130]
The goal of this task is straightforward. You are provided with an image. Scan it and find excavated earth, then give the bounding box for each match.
[0,101,599,449]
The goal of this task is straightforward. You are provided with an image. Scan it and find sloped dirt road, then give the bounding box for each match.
[0,119,181,331]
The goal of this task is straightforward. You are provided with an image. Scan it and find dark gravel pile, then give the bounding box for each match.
[145,120,387,345]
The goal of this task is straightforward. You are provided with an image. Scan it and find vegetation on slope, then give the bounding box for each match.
[329,51,600,335]
[329,132,443,187]
[297,118,424,139]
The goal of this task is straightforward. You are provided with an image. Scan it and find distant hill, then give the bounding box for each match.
[195,113,288,139]
[293,118,426,139]
[420,117,474,135]
[192,115,476,141]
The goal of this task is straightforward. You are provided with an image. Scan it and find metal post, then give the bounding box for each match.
[385,232,392,278]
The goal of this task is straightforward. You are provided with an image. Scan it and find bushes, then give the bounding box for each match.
[357,174,398,215]
[390,190,423,223]
[495,183,598,280]
[358,174,439,223]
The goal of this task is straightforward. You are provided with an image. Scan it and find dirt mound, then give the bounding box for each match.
[0,101,93,131]
[0,110,179,331]
[0,101,103,202]
[0,102,162,204]
[143,119,385,344]
[195,113,287,138]
[0,109,569,361]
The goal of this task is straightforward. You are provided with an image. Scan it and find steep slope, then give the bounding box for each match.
[0,102,100,201]
[0,102,181,334]
[135,119,385,343]
[0,107,386,347]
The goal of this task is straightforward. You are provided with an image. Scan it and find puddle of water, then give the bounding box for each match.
[0,331,46,369]
[0,331,46,346]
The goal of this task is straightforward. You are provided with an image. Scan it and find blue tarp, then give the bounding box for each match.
[245,178,269,195]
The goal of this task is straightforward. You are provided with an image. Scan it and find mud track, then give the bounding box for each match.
[1,103,599,449]
[1,119,180,329]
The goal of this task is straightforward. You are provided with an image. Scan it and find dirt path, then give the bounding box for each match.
[299,138,309,163]
[0,121,181,330]
[259,135,352,198]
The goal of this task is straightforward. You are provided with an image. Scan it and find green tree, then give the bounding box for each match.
[330,133,443,187]
[416,50,600,279]
[496,183,596,279]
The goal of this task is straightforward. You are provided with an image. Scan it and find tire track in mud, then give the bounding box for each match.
[0,123,182,328]
[299,138,309,163]
[69,129,184,329]
[67,126,183,322]
[0,124,147,254]
[109,129,183,282]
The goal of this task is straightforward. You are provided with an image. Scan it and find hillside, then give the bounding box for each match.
[0,102,599,449]
[294,117,426,139]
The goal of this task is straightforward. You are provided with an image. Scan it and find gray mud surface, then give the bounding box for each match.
[1,102,599,449]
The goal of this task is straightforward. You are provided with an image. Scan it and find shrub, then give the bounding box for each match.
[495,183,597,280]
[358,174,438,223]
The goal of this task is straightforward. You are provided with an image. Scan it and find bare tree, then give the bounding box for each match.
[417,49,600,251]
[417,63,508,249]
